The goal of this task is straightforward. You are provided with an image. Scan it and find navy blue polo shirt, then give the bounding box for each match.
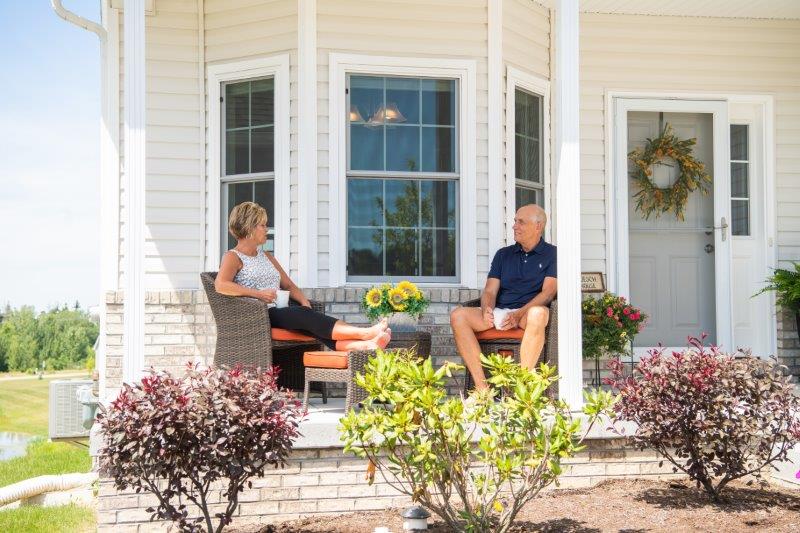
[488,240,557,309]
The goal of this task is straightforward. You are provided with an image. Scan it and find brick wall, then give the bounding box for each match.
[777,306,800,377]
[102,288,480,399]
[96,438,681,532]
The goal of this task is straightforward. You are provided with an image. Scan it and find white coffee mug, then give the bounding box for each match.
[275,289,290,308]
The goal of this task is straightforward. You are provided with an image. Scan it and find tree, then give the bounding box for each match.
[0,307,39,371]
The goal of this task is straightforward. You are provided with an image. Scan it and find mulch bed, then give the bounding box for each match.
[253,479,800,532]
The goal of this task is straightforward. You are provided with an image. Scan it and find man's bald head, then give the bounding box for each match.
[518,204,546,226]
[512,204,546,249]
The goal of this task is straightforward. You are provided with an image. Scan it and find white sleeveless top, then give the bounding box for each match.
[231,250,281,290]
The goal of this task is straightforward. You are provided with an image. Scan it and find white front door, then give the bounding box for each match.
[613,98,733,352]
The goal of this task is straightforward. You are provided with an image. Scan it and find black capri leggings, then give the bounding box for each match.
[267,306,339,350]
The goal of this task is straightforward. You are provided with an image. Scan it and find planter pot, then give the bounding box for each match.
[386,313,419,333]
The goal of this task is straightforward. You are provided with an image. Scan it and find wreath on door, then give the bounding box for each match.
[628,123,712,221]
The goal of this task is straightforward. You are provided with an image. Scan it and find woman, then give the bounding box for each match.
[215,201,391,351]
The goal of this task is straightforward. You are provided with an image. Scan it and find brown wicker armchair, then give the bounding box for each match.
[200,272,326,392]
[461,298,558,392]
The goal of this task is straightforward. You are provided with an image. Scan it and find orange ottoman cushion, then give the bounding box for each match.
[272,328,316,342]
[303,350,349,369]
[476,328,525,340]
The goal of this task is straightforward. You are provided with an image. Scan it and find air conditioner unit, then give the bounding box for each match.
[49,380,93,440]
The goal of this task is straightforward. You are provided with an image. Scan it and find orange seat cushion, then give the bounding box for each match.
[475,328,525,341]
[271,328,316,342]
[303,350,349,369]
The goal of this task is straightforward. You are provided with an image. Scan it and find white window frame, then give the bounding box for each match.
[505,66,551,244]
[329,53,478,288]
[206,55,290,270]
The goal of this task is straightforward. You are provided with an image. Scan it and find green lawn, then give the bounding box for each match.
[0,371,90,436]
[0,372,94,530]
[0,439,91,488]
[0,504,95,533]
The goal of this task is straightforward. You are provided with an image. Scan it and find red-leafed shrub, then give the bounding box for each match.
[97,364,304,532]
[606,337,800,500]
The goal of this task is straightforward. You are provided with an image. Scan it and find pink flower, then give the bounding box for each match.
[617,320,623,328]
[623,308,631,316]
[631,313,640,321]
[606,307,614,317]
[796,470,800,479]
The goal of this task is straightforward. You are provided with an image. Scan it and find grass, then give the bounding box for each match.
[0,439,91,488]
[0,504,95,533]
[0,371,90,436]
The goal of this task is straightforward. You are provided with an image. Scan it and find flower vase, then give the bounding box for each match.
[386,313,418,333]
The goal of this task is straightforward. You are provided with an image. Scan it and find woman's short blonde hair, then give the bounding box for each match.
[228,201,267,240]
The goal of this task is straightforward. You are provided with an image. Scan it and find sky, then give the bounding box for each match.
[0,1,101,312]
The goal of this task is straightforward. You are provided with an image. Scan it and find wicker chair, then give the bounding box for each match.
[200,272,326,392]
[461,298,558,393]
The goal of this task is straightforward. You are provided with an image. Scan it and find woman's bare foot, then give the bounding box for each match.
[362,317,389,339]
[334,329,391,351]
[375,329,391,349]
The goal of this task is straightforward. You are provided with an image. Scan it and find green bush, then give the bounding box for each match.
[755,261,800,311]
[607,338,800,500]
[339,350,615,533]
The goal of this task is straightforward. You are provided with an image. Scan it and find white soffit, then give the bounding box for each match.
[577,0,800,20]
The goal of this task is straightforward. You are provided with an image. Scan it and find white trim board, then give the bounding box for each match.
[487,0,504,255]
[205,55,291,271]
[505,66,551,244]
[297,0,318,287]
[327,53,479,288]
[122,0,146,384]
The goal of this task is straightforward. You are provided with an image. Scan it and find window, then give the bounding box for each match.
[730,124,749,236]
[346,75,459,281]
[514,88,544,209]
[221,77,275,253]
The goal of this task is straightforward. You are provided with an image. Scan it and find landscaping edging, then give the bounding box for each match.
[96,437,681,532]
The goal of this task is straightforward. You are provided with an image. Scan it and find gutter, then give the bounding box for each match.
[50,0,106,41]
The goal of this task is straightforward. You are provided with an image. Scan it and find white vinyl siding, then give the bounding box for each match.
[118,0,203,289]
[113,3,800,292]
[580,13,800,272]
[502,0,550,241]
[316,0,489,286]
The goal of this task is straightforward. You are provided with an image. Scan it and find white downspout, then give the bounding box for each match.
[50,0,106,41]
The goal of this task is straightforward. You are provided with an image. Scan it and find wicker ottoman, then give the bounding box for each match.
[302,351,353,411]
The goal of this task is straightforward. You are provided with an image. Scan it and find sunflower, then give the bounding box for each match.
[365,287,383,308]
[396,280,418,297]
[388,287,408,311]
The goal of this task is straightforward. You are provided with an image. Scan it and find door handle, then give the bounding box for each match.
[705,244,714,254]
[706,217,729,241]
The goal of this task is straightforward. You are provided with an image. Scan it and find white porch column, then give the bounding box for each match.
[487,0,503,253]
[297,0,318,287]
[554,0,583,408]
[123,0,146,384]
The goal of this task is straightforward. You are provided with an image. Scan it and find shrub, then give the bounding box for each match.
[755,261,800,311]
[97,364,304,533]
[606,337,800,500]
[582,292,647,360]
[339,350,615,533]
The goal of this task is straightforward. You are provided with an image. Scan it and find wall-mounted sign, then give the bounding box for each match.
[581,272,605,293]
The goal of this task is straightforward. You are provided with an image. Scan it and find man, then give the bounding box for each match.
[450,204,557,390]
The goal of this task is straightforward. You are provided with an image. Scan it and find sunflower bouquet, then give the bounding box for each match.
[362,281,430,321]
